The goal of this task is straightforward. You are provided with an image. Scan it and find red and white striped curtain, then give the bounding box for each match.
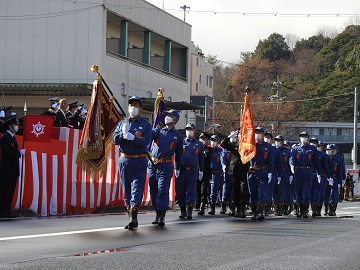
[12,127,175,216]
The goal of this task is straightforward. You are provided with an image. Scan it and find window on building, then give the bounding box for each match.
[319,128,324,135]
[312,128,320,136]
[196,83,198,92]
[209,76,213,88]
[196,57,199,66]
[199,75,201,84]
[337,129,342,136]
[206,76,209,86]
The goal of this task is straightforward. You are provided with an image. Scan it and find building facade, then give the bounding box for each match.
[0,0,192,127]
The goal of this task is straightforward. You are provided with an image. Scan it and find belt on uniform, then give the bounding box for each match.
[249,164,267,171]
[181,166,196,171]
[332,174,337,177]
[152,156,172,165]
[296,166,312,169]
[322,174,326,176]
[120,153,146,159]
[211,170,222,174]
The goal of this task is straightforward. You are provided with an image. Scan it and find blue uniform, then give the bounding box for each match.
[312,150,331,205]
[221,148,233,202]
[274,146,291,205]
[176,137,204,207]
[290,143,321,205]
[209,146,226,204]
[267,145,281,204]
[327,155,342,204]
[321,153,332,207]
[112,116,152,208]
[248,141,274,206]
[148,126,183,211]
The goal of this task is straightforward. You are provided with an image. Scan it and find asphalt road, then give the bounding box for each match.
[1,202,360,270]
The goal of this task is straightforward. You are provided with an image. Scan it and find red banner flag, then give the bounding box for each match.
[238,93,256,164]
[23,115,54,142]
[76,77,123,174]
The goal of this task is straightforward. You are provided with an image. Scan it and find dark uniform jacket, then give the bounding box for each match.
[0,131,20,179]
[54,110,69,127]
[203,144,213,181]
[221,137,249,176]
[66,111,81,129]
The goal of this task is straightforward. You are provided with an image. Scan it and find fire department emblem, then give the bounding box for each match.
[31,121,46,137]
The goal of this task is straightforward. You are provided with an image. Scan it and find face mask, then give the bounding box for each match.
[255,134,263,141]
[186,130,194,138]
[128,106,139,117]
[230,137,237,143]
[210,141,217,148]
[165,116,173,125]
[199,139,206,145]
[13,125,19,133]
[274,141,281,148]
[317,147,322,152]
[264,138,271,143]
[300,137,308,144]
[326,150,332,156]
[310,143,316,146]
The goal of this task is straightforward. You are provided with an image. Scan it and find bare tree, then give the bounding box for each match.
[344,15,360,26]
[316,25,340,39]
[284,33,301,51]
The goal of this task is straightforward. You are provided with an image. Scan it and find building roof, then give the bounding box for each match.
[0,83,92,96]
[141,98,202,111]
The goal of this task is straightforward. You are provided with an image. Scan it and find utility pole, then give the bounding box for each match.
[180,5,190,21]
[353,87,358,170]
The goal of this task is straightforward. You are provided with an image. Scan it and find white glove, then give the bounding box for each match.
[268,173,272,184]
[228,131,237,138]
[51,103,58,109]
[81,108,87,114]
[11,112,16,116]
[175,170,180,178]
[289,175,293,184]
[290,165,295,174]
[20,149,26,155]
[222,165,227,174]
[342,180,345,186]
[277,177,281,185]
[198,171,203,181]
[328,178,334,186]
[124,132,134,141]
[317,174,321,184]
[122,123,130,134]
[0,110,4,118]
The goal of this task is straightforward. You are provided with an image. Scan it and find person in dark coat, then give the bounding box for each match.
[221,130,250,218]
[0,115,25,218]
[53,98,69,127]
[66,101,83,129]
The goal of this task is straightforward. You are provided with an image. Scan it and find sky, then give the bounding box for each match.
[146,0,359,64]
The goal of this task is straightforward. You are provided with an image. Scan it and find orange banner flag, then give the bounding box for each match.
[238,93,256,164]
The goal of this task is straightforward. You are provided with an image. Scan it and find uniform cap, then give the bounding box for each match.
[128,96,142,106]
[77,103,84,107]
[274,135,284,141]
[3,115,17,127]
[318,140,324,146]
[210,135,219,141]
[68,101,78,108]
[163,109,180,120]
[309,137,318,144]
[325,144,336,150]
[299,131,309,137]
[265,132,273,138]
[185,123,196,129]
[49,97,60,103]
[255,126,265,133]
[199,132,210,139]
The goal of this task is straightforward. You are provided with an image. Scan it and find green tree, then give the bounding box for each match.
[254,33,291,61]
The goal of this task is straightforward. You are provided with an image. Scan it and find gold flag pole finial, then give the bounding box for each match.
[91,65,102,81]
[245,86,251,95]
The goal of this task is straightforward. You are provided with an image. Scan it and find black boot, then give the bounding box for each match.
[324,205,328,216]
[239,205,246,218]
[186,204,193,219]
[277,204,283,216]
[318,204,323,216]
[283,204,289,216]
[294,203,300,216]
[311,204,316,217]
[152,210,160,224]
[329,204,336,216]
[228,202,235,216]
[124,208,131,229]
[179,206,186,219]
[220,201,226,214]
[334,203,338,216]
[158,210,166,226]
[198,203,205,215]
[258,203,265,221]
[208,203,215,215]
[128,207,138,230]
[250,205,258,221]
[302,204,309,218]
[297,204,303,218]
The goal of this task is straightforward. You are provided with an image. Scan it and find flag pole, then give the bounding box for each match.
[90,65,156,167]
[18,103,27,217]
